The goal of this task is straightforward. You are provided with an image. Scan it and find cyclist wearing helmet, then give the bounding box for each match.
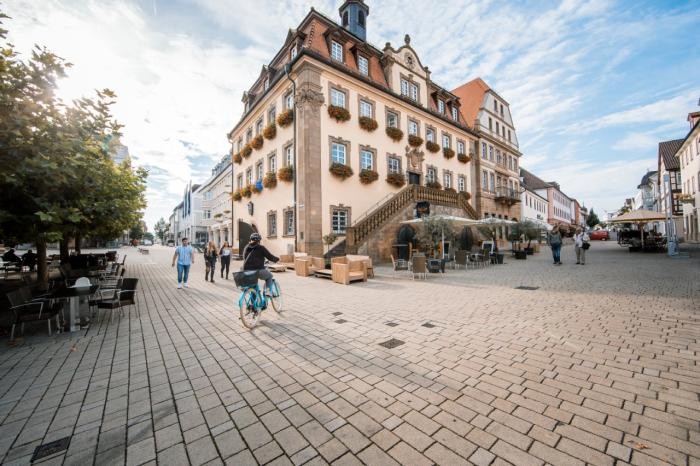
[242,232,279,294]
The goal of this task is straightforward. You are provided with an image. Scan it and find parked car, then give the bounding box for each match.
[589,230,609,241]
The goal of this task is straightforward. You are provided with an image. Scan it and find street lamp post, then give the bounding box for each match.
[664,173,677,256]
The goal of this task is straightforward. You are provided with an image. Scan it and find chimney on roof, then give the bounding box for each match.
[339,0,369,42]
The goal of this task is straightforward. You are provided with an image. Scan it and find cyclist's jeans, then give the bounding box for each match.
[256,269,275,294]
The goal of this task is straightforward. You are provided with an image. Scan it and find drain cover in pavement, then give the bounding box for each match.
[32,437,70,462]
[515,286,540,290]
[332,312,343,316]
[334,319,348,324]
[379,338,405,349]
[385,322,399,327]
[421,322,436,328]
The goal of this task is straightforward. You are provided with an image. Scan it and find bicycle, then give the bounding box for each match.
[234,265,282,329]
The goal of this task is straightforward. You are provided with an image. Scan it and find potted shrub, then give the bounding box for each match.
[426,141,440,153]
[386,172,406,187]
[386,127,403,142]
[241,144,252,159]
[251,134,263,150]
[241,185,252,198]
[277,109,293,127]
[233,152,242,164]
[278,166,293,181]
[457,153,470,163]
[426,180,442,190]
[263,171,277,188]
[359,116,378,132]
[263,123,277,140]
[232,190,242,201]
[328,105,351,122]
[329,162,353,179]
[443,147,455,159]
[408,135,423,147]
[359,169,379,184]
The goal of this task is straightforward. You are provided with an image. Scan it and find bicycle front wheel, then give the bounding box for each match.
[269,280,283,312]
[239,288,260,328]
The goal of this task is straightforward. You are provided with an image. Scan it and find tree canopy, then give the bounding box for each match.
[586,208,600,228]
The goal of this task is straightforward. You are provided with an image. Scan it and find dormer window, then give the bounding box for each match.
[290,44,298,60]
[331,41,343,62]
[438,100,445,114]
[451,107,459,121]
[358,55,369,76]
[342,11,349,26]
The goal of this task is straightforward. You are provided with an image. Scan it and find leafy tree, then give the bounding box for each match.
[142,232,154,242]
[153,217,168,244]
[586,208,600,228]
[418,216,456,255]
[129,224,144,240]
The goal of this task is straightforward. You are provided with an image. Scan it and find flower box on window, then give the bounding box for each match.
[232,191,242,201]
[252,180,263,193]
[358,116,378,132]
[678,193,695,204]
[233,152,243,164]
[443,147,455,159]
[426,180,442,189]
[241,144,252,158]
[278,166,294,182]
[425,141,440,153]
[251,135,264,150]
[328,105,351,122]
[359,169,379,184]
[408,135,423,147]
[329,162,353,179]
[385,127,403,142]
[277,109,294,127]
[263,123,277,140]
[214,213,223,218]
[241,185,252,198]
[457,153,471,163]
[263,171,277,188]
[386,172,406,187]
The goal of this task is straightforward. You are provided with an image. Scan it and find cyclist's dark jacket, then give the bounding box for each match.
[242,243,279,270]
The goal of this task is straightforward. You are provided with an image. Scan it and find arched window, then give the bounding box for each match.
[358,10,365,27]
[342,11,349,26]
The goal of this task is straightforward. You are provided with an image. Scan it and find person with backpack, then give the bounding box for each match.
[241,233,279,294]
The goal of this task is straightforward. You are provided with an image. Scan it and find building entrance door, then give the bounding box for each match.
[408,172,421,185]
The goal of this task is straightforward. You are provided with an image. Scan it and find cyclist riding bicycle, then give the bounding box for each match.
[242,232,280,295]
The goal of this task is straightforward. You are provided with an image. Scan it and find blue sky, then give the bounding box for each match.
[5,0,700,228]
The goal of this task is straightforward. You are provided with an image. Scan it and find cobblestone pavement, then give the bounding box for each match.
[0,243,698,465]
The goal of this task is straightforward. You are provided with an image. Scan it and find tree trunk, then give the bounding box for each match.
[36,235,49,291]
[60,237,70,264]
[74,231,82,255]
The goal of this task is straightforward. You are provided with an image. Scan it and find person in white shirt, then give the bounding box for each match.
[574,227,590,265]
[219,241,232,279]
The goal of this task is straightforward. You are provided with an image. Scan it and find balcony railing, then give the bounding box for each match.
[494,187,521,205]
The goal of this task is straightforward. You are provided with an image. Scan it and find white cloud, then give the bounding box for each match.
[611,132,660,152]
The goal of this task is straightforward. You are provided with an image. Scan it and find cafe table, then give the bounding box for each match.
[50,285,99,332]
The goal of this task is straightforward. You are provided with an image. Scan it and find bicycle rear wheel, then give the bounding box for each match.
[268,280,283,312]
[239,288,260,328]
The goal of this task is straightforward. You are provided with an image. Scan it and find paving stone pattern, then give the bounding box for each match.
[0,243,698,465]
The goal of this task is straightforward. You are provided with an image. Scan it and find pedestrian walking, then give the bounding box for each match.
[548,224,562,265]
[172,237,195,288]
[574,227,590,265]
[219,241,232,279]
[204,241,218,283]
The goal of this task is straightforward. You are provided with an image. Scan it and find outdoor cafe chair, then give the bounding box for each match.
[390,255,410,278]
[411,255,427,280]
[7,290,61,340]
[94,278,139,324]
[454,250,468,270]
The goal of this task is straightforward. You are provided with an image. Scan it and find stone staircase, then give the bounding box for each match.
[345,185,478,254]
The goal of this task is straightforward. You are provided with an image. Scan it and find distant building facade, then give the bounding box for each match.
[676,111,700,242]
[657,139,683,237]
[198,155,233,246]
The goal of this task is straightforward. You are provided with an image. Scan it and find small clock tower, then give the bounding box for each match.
[339,0,369,42]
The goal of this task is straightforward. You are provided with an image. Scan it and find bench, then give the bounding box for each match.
[137,248,150,255]
[330,257,367,285]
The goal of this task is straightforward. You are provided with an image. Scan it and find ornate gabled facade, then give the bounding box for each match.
[227,2,479,257]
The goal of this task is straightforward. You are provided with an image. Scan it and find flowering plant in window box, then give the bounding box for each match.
[214,213,223,218]
[278,166,294,182]
[251,134,264,150]
[425,141,440,153]
[443,147,455,159]
[328,105,351,122]
[329,162,353,179]
[241,185,252,198]
[678,193,695,204]
[277,109,293,127]
[359,169,379,184]
[358,116,378,132]
[426,180,442,189]
[263,171,277,188]
[386,172,406,187]
[408,135,423,147]
[241,144,252,158]
[263,123,277,140]
[232,190,242,201]
[457,153,471,163]
[252,180,263,193]
[233,152,242,164]
[385,127,403,142]
[459,191,471,200]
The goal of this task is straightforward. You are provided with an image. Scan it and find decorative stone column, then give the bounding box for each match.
[294,62,325,256]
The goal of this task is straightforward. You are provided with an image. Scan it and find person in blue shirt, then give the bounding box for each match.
[172,237,195,288]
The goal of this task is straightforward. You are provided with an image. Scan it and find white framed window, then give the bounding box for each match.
[330,88,346,108]
[360,150,373,170]
[443,172,452,189]
[387,111,398,128]
[246,168,253,185]
[458,176,465,192]
[426,167,436,183]
[256,119,263,135]
[359,100,372,118]
[331,40,343,62]
[268,106,276,124]
[438,100,445,114]
[401,79,409,96]
[426,128,435,142]
[285,92,294,110]
[256,161,264,180]
[410,83,418,101]
[451,107,458,121]
[408,120,418,135]
[284,210,295,236]
[489,145,494,161]
[482,142,487,158]
[332,209,348,234]
[285,145,294,166]
[331,143,346,165]
[482,170,488,188]
[237,174,243,189]
[388,157,400,174]
[358,55,369,75]
[489,173,495,192]
[457,140,465,155]
[267,212,277,237]
[268,154,277,172]
[290,44,298,60]
[442,134,450,148]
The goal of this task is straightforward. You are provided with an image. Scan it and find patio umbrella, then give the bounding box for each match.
[475,217,518,251]
[400,215,479,258]
[608,210,667,249]
[529,218,553,231]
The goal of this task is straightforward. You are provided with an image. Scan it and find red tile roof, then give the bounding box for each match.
[451,78,490,126]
